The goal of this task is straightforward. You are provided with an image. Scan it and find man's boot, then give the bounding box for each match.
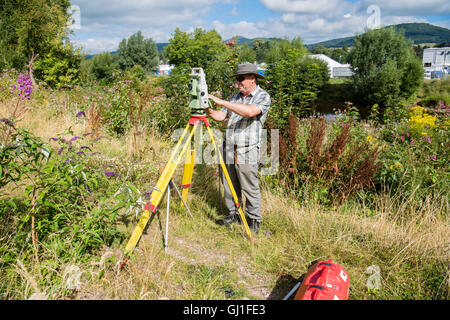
[248,219,260,234]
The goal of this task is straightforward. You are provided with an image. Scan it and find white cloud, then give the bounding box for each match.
[70,0,218,53]
[361,0,450,16]
[259,0,344,15]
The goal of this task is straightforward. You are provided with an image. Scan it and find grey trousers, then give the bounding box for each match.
[222,162,262,222]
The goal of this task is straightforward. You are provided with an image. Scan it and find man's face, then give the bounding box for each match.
[235,74,256,96]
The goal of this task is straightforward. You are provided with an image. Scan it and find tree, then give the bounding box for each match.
[348,27,424,108]
[266,49,329,131]
[87,52,119,85]
[117,31,159,72]
[164,28,235,96]
[238,43,256,64]
[0,0,71,69]
[0,0,84,88]
[165,28,229,69]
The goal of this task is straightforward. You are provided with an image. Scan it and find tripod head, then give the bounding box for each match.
[188,67,211,116]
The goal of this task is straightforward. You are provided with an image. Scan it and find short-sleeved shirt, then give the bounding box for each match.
[221,85,271,164]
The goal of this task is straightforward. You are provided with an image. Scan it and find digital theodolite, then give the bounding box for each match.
[188,67,211,116]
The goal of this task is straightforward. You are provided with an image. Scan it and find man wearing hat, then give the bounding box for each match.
[207,63,271,235]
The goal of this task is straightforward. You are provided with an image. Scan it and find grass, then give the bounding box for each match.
[1,88,449,300]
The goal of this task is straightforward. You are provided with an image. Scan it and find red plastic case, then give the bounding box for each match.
[294,259,350,300]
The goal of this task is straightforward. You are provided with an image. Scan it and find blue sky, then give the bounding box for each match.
[68,0,450,54]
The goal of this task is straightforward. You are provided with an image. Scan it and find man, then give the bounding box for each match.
[207,63,271,234]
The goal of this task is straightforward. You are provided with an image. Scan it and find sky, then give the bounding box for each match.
[68,0,450,54]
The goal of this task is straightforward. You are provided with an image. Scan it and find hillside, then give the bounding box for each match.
[306,23,450,49]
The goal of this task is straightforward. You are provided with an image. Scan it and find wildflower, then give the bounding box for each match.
[57,147,64,155]
[70,136,80,141]
[0,118,14,127]
[77,151,86,155]
[104,171,119,177]
[76,111,86,117]
[426,136,432,143]
[49,137,58,141]
[395,162,403,168]
[366,135,373,143]
[431,155,437,161]
[80,145,91,150]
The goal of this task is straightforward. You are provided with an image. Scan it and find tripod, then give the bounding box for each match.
[122,114,254,259]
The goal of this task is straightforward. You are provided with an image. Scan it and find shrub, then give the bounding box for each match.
[349,27,423,109]
[266,50,329,132]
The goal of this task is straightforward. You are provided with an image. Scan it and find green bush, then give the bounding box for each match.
[266,50,329,131]
[349,27,423,109]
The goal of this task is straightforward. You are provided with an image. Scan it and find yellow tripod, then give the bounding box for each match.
[122,115,254,262]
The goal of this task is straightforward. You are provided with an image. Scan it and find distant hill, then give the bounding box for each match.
[306,23,450,49]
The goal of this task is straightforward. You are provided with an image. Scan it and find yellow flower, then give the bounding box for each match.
[394,162,403,168]
[366,135,373,143]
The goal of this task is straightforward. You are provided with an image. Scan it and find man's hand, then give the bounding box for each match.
[208,94,225,106]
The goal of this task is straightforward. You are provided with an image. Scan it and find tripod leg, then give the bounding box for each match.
[205,126,254,243]
[180,143,195,206]
[165,183,170,253]
[124,122,199,255]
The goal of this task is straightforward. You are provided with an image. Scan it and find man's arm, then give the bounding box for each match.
[208,94,261,118]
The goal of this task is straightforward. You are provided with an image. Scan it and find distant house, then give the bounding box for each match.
[307,54,353,78]
[156,64,174,76]
[422,47,450,78]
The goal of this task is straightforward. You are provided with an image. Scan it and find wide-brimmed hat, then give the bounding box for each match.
[233,63,264,79]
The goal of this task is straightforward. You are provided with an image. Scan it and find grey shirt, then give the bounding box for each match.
[221,85,271,164]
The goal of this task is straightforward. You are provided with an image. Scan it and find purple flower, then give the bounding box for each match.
[426,136,432,143]
[93,136,105,142]
[77,151,86,155]
[76,111,86,117]
[64,158,73,164]
[83,132,93,137]
[57,147,64,155]
[104,171,119,177]
[80,145,91,150]
[0,118,14,127]
[49,137,58,141]
[70,136,80,141]
[431,155,437,161]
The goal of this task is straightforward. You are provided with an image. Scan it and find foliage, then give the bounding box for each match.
[158,28,238,133]
[117,31,159,73]
[348,27,424,108]
[165,28,229,70]
[0,0,82,88]
[33,43,83,89]
[266,51,329,132]
[377,103,449,199]
[277,115,380,204]
[311,45,350,64]
[81,52,120,86]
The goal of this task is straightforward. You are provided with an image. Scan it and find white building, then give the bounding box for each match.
[156,64,174,76]
[307,54,353,78]
[422,47,450,78]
